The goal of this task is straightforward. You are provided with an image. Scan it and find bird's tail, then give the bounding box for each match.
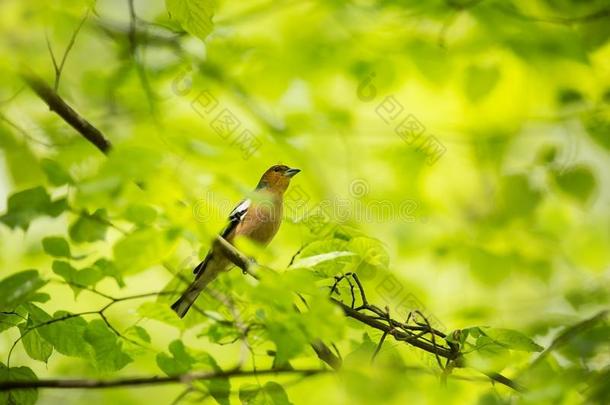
[171,287,201,318]
[171,260,218,318]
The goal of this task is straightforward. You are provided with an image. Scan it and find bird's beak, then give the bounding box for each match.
[284,168,301,177]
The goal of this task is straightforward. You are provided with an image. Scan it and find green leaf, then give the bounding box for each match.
[42,236,71,258]
[480,327,544,352]
[69,209,109,243]
[52,261,103,297]
[239,382,292,405]
[289,251,355,270]
[0,186,67,230]
[0,270,46,311]
[83,319,132,372]
[28,305,91,358]
[18,317,53,363]
[122,325,152,357]
[0,308,26,333]
[551,165,596,204]
[584,111,610,151]
[348,237,390,280]
[199,322,242,345]
[498,174,541,218]
[138,302,184,329]
[41,158,73,186]
[125,204,157,226]
[166,0,216,41]
[157,340,229,405]
[113,229,167,274]
[92,258,125,287]
[0,362,38,405]
[463,65,500,103]
[156,340,195,375]
[290,239,351,277]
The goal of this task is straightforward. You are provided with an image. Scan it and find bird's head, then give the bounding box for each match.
[256,164,300,194]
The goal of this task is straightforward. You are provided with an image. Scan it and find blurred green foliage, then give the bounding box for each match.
[0,0,609,404]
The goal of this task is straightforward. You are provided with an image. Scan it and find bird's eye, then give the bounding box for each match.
[274,167,281,172]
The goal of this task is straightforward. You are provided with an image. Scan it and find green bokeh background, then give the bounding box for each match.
[1,0,609,404]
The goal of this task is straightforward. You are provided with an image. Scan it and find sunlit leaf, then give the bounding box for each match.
[83,319,132,372]
[166,0,216,42]
[69,209,109,243]
[28,305,91,358]
[18,317,53,363]
[138,302,184,329]
[0,186,67,230]
[41,158,73,186]
[42,236,71,258]
[0,270,46,311]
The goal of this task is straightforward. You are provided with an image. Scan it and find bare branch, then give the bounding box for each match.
[19,69,112,153]
[0,367,326,391]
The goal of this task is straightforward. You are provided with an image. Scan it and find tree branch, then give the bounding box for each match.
[18,69,112,154]
[0,367,325,391]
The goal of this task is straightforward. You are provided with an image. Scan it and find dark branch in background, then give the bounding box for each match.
[19,70,112,154]
[0,367,326,390]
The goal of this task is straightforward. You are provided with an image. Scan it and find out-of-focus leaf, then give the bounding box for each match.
[83,319,132,372]
[498,174,541,218]
[52,261,103,297]
[157,340,229,405]
[41,158,73,186]
[0,362,38,405]
[92,259,125,287]
[551,165,596,204]
[113,229,167,274]
[138,302,184,329]
[584,111,610,151]
[463,65,500,103]
[556,88,584,106]
[348,237,390,281]
[0,186,67,230]
[239,382,292,405]
[42,236,71,258]
[69,209,109,243]
[0,270,46,311]
[125,204,157,226]
[166,0,216,42]
[199,322,242,345]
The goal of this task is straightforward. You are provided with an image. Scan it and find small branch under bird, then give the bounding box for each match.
[171,164,301,317]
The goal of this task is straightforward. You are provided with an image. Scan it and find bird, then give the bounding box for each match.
[171,164,301,318]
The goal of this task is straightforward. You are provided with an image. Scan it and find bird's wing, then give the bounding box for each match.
[193,198,251,276]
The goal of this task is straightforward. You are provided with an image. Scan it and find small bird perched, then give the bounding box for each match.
[171,164,301,317]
